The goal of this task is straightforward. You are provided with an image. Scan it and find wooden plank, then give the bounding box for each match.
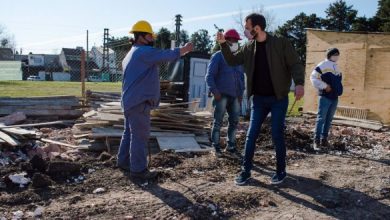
[74,121,110,129]
[158,100,200,108]
[0,95,79,100]
[156,136,201,152]
[0,127,37,136]
[96,112,124,122]
[0,105,74,110]
[40,138,79,149]
[0,109,84,117]
[0,130,20,147]
[0,120,74,129]
[0,100,79,106]
[332,119,383,131]
[150,132,195,137]
[0,112,26,126]
[83,110,97,118]
[91,127,123,138]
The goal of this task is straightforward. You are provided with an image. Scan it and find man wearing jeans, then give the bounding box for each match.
[310,48,343,151]
[117,20,193,181]
[216,13,305,185]
[206,29,245,157]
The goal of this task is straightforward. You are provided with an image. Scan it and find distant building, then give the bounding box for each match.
[0,48,21,80]
[0,48,14,61]
[90,46,116,70]
[21,53,62,80]
[59,48,98,81]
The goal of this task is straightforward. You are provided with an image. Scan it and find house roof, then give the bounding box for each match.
[62,48,82,56]
[0,48,14,61]
[92,46,115,55]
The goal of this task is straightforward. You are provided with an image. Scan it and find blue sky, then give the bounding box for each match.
[1,0,379,54]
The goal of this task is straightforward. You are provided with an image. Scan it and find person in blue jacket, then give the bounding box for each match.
[205,29,245,157]
[117,20,193,181]
[310,48,343,151]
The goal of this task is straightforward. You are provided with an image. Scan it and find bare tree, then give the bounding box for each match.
[0,24,16,50]
[234,5,276,36]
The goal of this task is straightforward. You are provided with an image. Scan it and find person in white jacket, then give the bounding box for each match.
[310,48,343,151]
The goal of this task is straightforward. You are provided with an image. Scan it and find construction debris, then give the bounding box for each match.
[74,91,212,153]
[0,112,26,126]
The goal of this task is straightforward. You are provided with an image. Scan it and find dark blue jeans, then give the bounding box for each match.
[315,96,338,140]
[243,95,288,174]
[211,94,240,150]
[117,102,151,172]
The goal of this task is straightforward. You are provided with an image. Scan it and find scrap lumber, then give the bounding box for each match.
[0,120,74,129]
[0,112,27,126]
[40,138,80,149]
[0,130,20,147]
[0,96,83,119]
[73,90,212,152]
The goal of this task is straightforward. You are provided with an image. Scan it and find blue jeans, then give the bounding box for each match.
[117,102,151,172]
[211,94,240,150]
[315,96,338,140]
[243,95,288,174]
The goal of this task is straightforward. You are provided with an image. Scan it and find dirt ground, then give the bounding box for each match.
[1,116,389,220]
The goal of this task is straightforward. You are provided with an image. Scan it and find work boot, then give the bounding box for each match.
[130,169,158,181]
[312,139,321,151]
[214,148,222,158]
[320,139,329,147]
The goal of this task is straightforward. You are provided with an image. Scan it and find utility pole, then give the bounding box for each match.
[103,28,110,81]
[175,14,182,47]
[86,30,89,79]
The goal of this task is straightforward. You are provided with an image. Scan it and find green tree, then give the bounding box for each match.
[170,30,190,46]
[376,0,390,31]
[156,27,172,49]
[275,12,322,64]
[322,0,358,31]
[180,30,190,44]
[190,29,212,54]
[351,16,371,31]
[107,36,132,70]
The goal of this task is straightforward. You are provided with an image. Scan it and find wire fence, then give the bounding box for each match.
[0,47,171,85]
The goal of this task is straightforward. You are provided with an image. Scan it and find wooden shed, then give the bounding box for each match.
[304,29,390,125]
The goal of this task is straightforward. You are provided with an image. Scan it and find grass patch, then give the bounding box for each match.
[0,81,304,116]
[0,81,121,97]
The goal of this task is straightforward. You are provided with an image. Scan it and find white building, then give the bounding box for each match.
[90,46,116,70]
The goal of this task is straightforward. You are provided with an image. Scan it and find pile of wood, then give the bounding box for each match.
[85,80,179,109]
[73,95,212,153]
[0,125,40,148]
[0,96,83,119]
[85,91,121,109]
[0,112,77,149]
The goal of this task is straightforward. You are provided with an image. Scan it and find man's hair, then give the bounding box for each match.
[245,13,266,31]
[133,32,148,42]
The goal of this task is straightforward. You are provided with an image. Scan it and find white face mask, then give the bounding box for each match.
[229,43,239,52]
[330,55,339,62]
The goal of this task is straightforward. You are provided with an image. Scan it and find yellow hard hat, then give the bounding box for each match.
[130,20,156,38]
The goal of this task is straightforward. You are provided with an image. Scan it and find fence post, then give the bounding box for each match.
[81,50,86,105]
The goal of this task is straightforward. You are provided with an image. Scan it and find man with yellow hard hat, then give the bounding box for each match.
[117,20,193,181]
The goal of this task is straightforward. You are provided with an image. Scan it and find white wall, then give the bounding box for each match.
[28,54,45,66]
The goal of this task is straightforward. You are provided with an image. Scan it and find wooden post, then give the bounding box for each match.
[81,50,86,105]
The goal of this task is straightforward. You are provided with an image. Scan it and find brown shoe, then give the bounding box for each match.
[130,169,158,181]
